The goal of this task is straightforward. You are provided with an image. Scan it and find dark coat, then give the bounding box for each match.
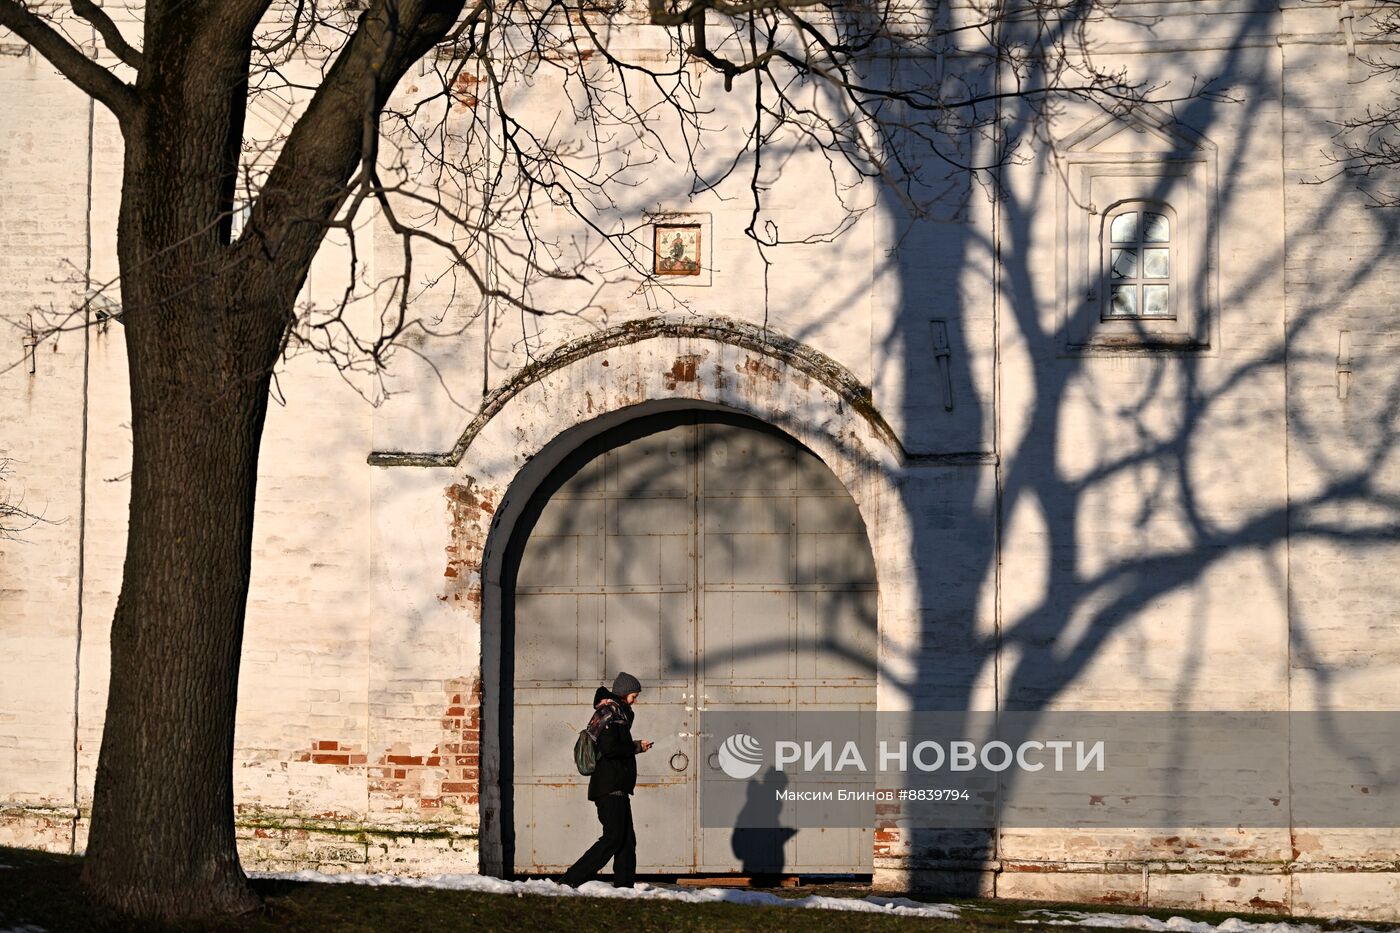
[587,686,639,800]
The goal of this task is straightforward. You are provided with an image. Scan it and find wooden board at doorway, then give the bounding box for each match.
[674,876,800,888]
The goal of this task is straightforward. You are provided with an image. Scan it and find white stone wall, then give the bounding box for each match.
[0,52,90,852]
[4,0,1400,918]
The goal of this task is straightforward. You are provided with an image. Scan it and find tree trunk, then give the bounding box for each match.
[71,0,463,910]
[80,283,286,919]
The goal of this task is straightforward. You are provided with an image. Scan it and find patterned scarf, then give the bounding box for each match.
[585,698,626,741]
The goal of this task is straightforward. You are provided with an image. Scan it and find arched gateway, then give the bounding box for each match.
[502,409,878,876]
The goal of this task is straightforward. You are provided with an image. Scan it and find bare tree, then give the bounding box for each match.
[0,459,47,539]
[1325,0,1400,206]
[0,0,1174,920]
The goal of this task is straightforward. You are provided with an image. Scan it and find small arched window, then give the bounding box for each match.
[1103,203,1175,320]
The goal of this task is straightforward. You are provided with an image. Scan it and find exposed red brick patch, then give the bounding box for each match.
[453,72,482,110]
[298,739,367,770]
[739,355,781,382]
[446,479,496,516]
[664,352,706,389]
[368,678,484,818]
[444,479,496,604]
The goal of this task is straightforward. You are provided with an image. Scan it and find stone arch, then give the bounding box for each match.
[381,317,917,875]
[367,316,906,469]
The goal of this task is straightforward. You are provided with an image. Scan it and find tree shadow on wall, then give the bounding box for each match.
[478,0,1400,892]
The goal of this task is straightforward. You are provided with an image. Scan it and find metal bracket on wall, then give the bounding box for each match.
[1340,1,1357,58]
[22,314,38,376]
[87,289,124,329]
[930,319,954,411]
[1337,329,1353,400]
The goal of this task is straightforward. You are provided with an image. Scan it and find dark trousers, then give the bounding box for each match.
[561,793,636,888]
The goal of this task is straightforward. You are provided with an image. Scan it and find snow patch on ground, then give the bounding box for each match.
[250,870,961,919]
[1018,910,1385,933]
[252,871,1395,932]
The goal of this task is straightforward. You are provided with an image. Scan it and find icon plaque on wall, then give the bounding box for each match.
[653,223,702,276]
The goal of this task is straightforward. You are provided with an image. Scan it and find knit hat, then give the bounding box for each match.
[612,672,642,696]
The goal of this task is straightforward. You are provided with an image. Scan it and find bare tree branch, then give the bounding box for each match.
[244,0,471,280]
[69,0,142,69]
[0,0,137,120]
[0,458,52,540]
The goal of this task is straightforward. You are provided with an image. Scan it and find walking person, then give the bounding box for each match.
[561,672,653,888]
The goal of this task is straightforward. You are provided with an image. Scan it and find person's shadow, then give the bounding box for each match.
[731,768,798,884]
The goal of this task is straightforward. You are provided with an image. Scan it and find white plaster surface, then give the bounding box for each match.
[3,0,1400,920]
